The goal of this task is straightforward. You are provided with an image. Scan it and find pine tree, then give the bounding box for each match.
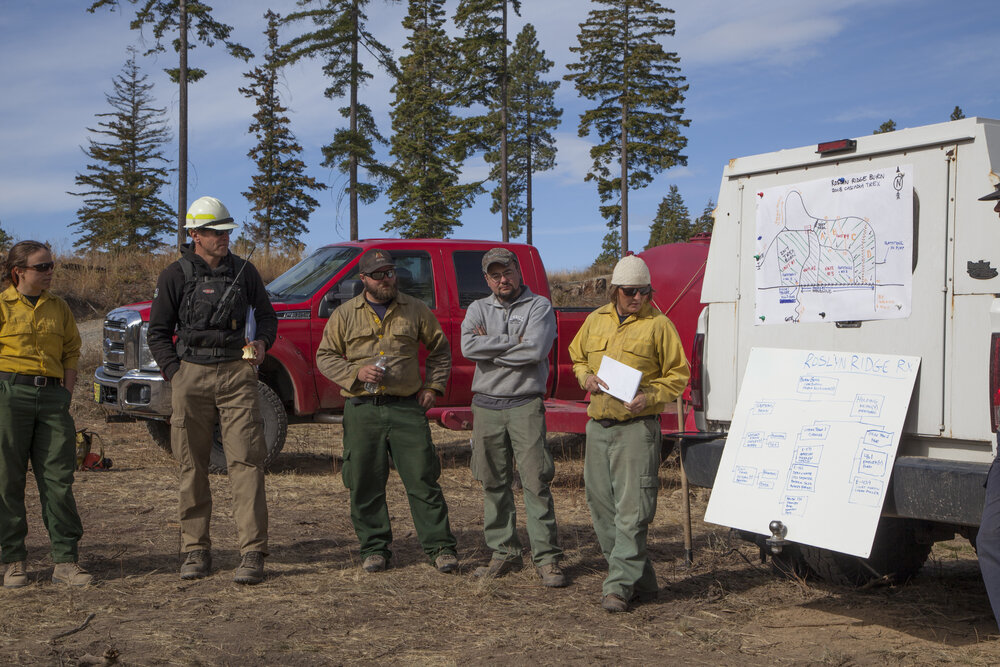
[240,11,327,257]
[87,0,252,247]
[645,184,689,248]
[692,198,715,236]
[69,50,174,253]
[951,106,966,121]
[282,0,398,241]
[0,223,12,253]
[874,119,897,134]
[565,0,689,263]
[487,23,561,244]
[385,0,481,238]
[454,0,520,241]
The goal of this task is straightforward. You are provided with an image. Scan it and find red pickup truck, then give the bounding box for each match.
[93,238,707,472]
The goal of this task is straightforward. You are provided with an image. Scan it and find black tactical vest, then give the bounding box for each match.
[176,254,249,363]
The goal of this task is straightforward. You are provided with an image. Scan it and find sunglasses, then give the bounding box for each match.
[364,269,395,280]
[620,286,651,297]
[200,228,231,237]
[22,262,55,272]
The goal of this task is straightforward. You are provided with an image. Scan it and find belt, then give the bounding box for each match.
[594,414,659,429]
[349,394,415,407]
[0,371,61,388]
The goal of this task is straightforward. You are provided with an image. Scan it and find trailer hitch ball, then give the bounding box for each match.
[766,520,788,555]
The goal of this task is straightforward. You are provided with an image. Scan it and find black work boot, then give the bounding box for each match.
[180,550,212,580]
[233,551,265,585]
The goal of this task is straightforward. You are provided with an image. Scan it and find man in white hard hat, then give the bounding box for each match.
[977,181,1000,628]
[147,196,277,585]
[568,253,689,613]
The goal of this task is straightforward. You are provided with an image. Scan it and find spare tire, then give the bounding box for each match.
[799,517,932,586]
[208,382,288,474]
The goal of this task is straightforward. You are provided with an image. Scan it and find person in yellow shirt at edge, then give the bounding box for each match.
[568,254,689,613]
[0,240,93,588]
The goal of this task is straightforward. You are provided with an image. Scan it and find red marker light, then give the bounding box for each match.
[817,139,857,155]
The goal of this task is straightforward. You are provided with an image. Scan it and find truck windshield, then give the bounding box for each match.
[266,246,361,301]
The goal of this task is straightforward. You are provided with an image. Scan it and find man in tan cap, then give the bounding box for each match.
[568,253,689,613]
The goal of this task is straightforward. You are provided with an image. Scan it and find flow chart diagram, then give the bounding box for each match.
[703,347,920,558]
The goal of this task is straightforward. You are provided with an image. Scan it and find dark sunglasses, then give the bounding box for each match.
[200,228,231,237]
[22,262,55,272]
[620,286,651,297]
[364,269,395,280]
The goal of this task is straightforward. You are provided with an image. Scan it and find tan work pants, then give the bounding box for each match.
[170,359,268,555]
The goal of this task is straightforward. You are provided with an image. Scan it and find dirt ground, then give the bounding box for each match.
[3,327,1000,665]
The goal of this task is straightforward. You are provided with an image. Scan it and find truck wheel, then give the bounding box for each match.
[145,419,173,457]
[208,382,288,475]
[798,517,932,586]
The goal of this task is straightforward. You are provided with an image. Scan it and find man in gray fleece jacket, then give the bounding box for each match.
[460,248,567,588]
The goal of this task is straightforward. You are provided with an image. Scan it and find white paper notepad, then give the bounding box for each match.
[596,356,642,403]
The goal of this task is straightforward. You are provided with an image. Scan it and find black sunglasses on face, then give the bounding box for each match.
[22,262,55,272]
[200,228,231,237]
[620,286,651,297]
[364,269,395,280]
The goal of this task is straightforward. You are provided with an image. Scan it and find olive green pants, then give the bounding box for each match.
[584,417,661,600]
[0,381,83,563]
[471,399,561,566]
[170,360,268,555]
[341,398,456,563]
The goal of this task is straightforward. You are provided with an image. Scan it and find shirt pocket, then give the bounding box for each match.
[392,320,419,344]
[621,337,654,366]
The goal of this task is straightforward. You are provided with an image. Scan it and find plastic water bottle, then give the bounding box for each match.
[364,357,387,394]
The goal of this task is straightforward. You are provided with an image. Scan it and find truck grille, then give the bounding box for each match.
[102,308,142,378]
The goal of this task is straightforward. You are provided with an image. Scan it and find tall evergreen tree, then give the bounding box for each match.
[951,106,966,121]
[454,0,520,241]
[692,198,715,236]
[487,23,561,244]
[645,184,689,248]
[874,119,897,134]
[0,223,12,253]
[385,0,480,238]
[240,11,327,257]
[565,0,689,263]
[87,0,252,248]
[282,0,398,241]
[69,50,174,252]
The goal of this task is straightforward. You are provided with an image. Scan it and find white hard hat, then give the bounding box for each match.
[185,196,237,230]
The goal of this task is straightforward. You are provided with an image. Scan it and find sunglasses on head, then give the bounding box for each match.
[22,262,55,273]
[200,228,231,237]
[364,269,395,280]
[620,286,651,297]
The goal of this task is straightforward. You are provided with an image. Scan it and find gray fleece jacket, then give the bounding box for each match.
[460,285,557,401]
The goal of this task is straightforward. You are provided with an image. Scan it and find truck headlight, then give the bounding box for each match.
[139,323,159,371]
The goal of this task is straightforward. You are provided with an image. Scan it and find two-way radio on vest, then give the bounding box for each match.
[208,245,256,329]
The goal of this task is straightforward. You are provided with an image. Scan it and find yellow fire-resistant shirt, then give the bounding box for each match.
[0,285,81,379]
[568,301,689,422]
[316,290,451,398]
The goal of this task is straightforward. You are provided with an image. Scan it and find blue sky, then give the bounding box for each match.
[0,0,996,271]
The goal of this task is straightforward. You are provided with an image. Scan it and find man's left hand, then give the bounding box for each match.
[248,340,266,367]
[624,391,647,415]
[417,388,436,410]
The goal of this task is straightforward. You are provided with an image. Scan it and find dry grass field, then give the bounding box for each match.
[0,326,998,666]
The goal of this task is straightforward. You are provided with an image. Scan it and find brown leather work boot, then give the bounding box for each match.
[233,551,265,585]
[4,561,28,588]
[180,549,212,580]
[536,562,569,588]
[52,562,94,587]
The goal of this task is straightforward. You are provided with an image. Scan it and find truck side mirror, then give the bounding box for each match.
[318,279,363,318]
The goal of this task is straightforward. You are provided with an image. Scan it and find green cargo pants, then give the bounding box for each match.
[0,381,84,563]
[471,399,561,566]
[584,416,661,600]
[341,397,457,563]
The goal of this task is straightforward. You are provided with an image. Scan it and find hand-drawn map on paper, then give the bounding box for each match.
[703,347,920,558]
[755,165,912,325]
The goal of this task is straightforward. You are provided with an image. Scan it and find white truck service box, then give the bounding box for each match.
[682,117,1000,584]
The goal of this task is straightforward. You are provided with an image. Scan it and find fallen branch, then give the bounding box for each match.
[50,613,96,642]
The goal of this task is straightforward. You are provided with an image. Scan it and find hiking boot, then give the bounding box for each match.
[233,551,265,585]
[4,561,28,588]
[601,593,629,613]
[180,549,212,580]
[473,557,519,579]
[52,562,93,587]
[362,554,387,573]
[435,552,459,574]
[536,562,568,588]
